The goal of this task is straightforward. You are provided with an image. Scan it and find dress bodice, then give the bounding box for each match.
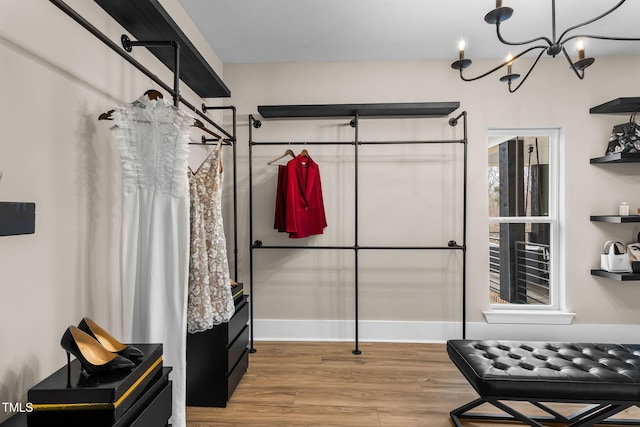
[112,95,191,197]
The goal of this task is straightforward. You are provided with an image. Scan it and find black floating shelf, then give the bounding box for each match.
[590,215,640,223]
[589,97,640,114]
[258,102,460,119]
[590,152,640,163]
[94,0,230,98]
[591,269,640,281]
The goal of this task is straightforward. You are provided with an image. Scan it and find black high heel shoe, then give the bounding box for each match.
[78,317,144,362]
[60,326,135,375]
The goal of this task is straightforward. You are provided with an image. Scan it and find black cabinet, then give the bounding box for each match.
[186,295,250,407]
[1,344,171,427]
[0,373,170,427]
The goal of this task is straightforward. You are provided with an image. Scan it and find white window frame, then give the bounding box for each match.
[484,128,573,325]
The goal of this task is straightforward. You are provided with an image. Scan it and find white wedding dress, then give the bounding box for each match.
[112,94,190,427]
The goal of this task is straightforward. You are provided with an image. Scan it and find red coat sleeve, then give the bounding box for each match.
[274,165,287,232]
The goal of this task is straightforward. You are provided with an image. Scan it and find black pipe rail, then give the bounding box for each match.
[48,0,232,140]
[248,109,468,354]
[48,0,239,281]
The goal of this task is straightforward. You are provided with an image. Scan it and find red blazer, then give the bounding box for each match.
[284,155,327,238]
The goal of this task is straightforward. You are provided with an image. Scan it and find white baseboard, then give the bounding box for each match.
[253,319,639,343]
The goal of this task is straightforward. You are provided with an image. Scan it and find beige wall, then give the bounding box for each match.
[2,0,640,420]
[224,57,640,335]
[0,0,223,421]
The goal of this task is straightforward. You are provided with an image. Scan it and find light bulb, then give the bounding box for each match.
[506,52,514,74]
[577,38,585,60]
[458,39,466,60]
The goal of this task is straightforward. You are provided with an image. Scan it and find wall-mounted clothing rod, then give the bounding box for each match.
[251,140,465,146]
[358,140,465,145]
[121,35,180,107]
[48,0,239,282]
[201,105,237,143]
[253,244,355,250]
[48,0,232,140]
[202,105,238,282]
[252,245,464,251]
[252,141,355,146]
[190,137,233,145]
[248,108,468,354]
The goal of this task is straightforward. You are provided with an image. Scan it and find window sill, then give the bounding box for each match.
[483,310,575,325]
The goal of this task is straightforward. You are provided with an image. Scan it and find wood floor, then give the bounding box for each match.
[186,341,640,427]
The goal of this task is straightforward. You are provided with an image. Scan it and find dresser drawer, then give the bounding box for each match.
[186,296,249,408]
[227,298,248,345]
[228,349,249,400]
[128,380,172,427]
[228,325,249,372]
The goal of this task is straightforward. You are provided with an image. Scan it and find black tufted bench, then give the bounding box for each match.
[447,340,640,426]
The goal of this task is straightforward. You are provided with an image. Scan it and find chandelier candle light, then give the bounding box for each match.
[451,0,640,92]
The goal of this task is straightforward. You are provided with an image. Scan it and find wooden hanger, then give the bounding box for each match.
[192,119,233,145]
[267,149,295,165]
[300,148,310,158]
[144,89,163,100]
[98,110,114,120]
[193,118,222,140]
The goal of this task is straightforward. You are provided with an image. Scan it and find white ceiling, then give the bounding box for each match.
[178,0,640,64]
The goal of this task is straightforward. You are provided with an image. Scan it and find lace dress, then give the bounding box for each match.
[112,94,190,427]
[187,144,235,333]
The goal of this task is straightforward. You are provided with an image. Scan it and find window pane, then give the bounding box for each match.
[488,131,555,307]
[488,136,549,217]
[489,222,551,305]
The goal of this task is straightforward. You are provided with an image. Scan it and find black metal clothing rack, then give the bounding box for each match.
[247,103,468,354]
[48,0,239,279]
[48,1,243,410]
[48,0,232,139]
[197,105,239,281]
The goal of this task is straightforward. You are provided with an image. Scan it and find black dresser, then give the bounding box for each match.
[186,294,249,407]
[1,343,171,427]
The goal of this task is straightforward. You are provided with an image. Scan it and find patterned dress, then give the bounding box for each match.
[187,143,235,333]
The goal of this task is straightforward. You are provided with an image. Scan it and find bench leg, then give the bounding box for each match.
[450,398,639,427]
[451,397,547,427]
[567,403,633,427]
[450,397,484,427]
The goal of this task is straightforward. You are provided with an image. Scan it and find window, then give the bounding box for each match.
[488,128,562,310]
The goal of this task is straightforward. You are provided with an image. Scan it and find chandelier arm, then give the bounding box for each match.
[496,21,552,47]
[561,46,585,80]
[508,49,547,93]
[459,46,547,82]
[557,0,626,44]
[563,34,640,44]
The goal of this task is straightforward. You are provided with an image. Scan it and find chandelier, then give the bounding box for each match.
[451,0,640,92]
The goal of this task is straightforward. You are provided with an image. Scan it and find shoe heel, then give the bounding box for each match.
[65,351,71,387]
